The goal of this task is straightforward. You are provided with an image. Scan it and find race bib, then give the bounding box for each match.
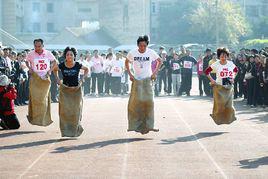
[94,62,101,68]
[33,58,50,72]
[173,63,180,70]
[198,63,203,71]
[219,70,233,78]
[113,67,121,73]
[183,61,193,69]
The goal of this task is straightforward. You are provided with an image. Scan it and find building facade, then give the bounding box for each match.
[1,0,152,46]
[0,0,24,45]
[99,0,151,44]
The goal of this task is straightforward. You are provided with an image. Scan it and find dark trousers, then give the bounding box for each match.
[91,73,104,94]
[265,84,268,105]
[50,74,58,102]
[198,75,205,96]
[234,78,244,98]
[203,77,211,96]
[167,71,172,94]
[17,81,27,104]
[104,73,111,94]
[121,71,129,94]
[158,72,167,93]
[258,85,267,105]
[25,79,29,101]
[247,79,257,106]
[154,78,159,96]
[0,114,20,130]
[179,72,192,95]
[111,77,121,95]
[84,77,91,95]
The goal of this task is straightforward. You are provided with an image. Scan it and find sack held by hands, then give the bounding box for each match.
[27,72,53,126]
[210,84,237,125]
[128,78,158,135]
[59,83,84,137]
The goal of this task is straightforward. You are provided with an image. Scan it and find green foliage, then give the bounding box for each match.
[189,0,250,44]
[243,39,268,49]
[157,0,250,45]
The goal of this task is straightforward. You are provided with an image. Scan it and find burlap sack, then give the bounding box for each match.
[59,83,83,137]
[27,72,52,126]
[128,78,158,134]
[210,84,237,125]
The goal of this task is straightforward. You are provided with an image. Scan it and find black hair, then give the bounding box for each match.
[217,47,230,59]
[251,49,259,54]
[205,48,212,52]
[106,53,113,59]
[137,35,150,45]
[51,50,59,57]
[63,47,77,60]
[33,39,44,45]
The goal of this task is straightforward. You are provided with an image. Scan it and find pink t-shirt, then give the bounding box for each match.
[91,56,103,73]
[26,49,55,78]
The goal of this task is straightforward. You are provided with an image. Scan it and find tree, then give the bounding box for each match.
[189,0,250,45]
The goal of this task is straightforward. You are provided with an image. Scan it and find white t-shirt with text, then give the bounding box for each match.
[210,60,236,85]
[126,48,159,80]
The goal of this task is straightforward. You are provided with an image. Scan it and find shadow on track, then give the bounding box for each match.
[159,132,227,145]
[51,138,152,153]
[239,156,268,169]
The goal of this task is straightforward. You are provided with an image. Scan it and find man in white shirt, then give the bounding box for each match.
[125,35,161,135]
[91,50,104,95]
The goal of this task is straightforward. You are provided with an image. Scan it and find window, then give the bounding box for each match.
[261,5,268,16]
[32,2,40,12]
[77,2,91,13]
[78,8,92,12]
[33,23,41,32]
[81,21,90,28]
[152,2,156,14]
[47,23,54,32]
[47,3,54,13]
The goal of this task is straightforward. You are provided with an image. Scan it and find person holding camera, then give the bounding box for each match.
[0,75,20,130]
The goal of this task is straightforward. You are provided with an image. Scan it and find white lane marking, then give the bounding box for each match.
[169,99,228,179]
[17,140,58,179]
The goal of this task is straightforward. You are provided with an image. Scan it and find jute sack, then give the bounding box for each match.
[59,83,83,137]
[210,84,237,125]
[128,78,158,134]
[27,72,52,126]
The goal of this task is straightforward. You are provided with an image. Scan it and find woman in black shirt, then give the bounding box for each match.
[54,47,88,86]
[53,47,88,137]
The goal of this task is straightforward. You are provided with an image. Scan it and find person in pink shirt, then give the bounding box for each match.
[91,49,104,95]
[26,39,56,79]
[26,39,56,127]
